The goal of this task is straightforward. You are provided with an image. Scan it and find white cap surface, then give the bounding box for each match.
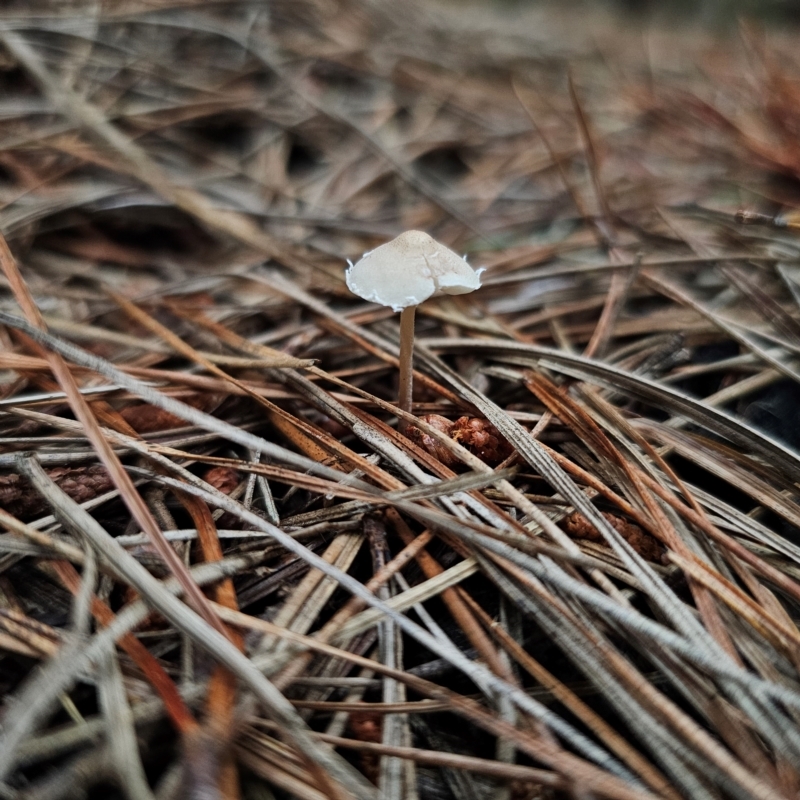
[346,230,481,312]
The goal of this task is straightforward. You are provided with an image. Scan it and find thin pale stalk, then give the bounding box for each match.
[397,305,416,433]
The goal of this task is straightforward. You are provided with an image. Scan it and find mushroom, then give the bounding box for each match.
[346,230,482,430]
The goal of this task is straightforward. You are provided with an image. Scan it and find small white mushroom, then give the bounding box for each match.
[346,230,481,313]
[345,230,482,429]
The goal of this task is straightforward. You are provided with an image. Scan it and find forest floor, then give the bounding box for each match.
[1,3,800,799]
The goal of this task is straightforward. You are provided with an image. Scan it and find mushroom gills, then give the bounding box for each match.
[345,230,481,312]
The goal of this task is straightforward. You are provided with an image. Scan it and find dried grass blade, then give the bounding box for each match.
[97,649,155,800]
[178,493,243,800]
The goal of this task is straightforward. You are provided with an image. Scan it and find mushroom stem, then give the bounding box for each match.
[397,304,416,433]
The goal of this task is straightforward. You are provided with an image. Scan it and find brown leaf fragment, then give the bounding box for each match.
[119,404,186,434]
[201,466,241,495]
[562,510,665,563]
[120,393,223,433]
[0,465,112,520]
[200,466,246,531]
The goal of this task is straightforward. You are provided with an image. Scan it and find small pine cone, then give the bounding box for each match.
[48,466,114,504]
[405,414,459,467]
[621,525,666,564]
[0,465,113,520]
[0,473,34,518]
[406,414,513,467]
[563,510,664,563]
[562,511,602,542]
[451,416,513,466]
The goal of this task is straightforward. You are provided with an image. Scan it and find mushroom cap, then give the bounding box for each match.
[345,230,482,312]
